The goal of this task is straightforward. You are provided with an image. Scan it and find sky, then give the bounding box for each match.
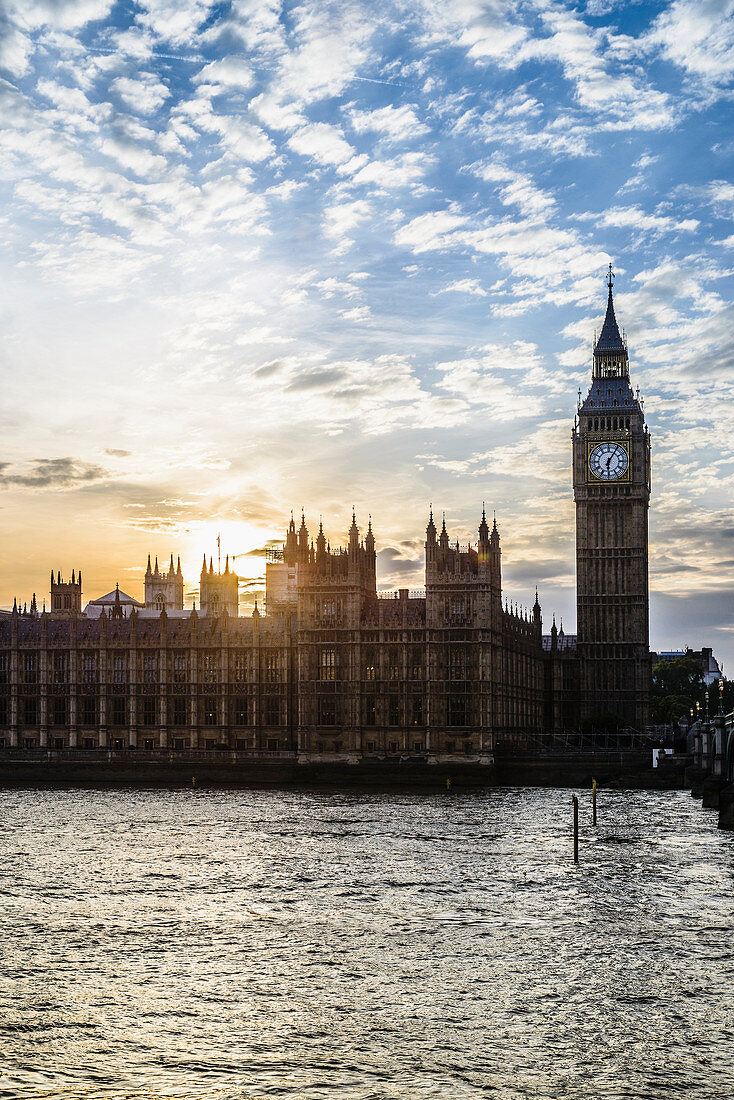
[0,0,732,671]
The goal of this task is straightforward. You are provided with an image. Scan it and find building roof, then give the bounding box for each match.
[84,588,144,619]
[579,374,639,414]
[87,589,143,607]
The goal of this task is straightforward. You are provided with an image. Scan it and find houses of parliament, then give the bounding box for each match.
[0,272,652,759]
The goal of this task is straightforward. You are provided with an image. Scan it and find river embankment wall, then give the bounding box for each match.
[0,749,687,790]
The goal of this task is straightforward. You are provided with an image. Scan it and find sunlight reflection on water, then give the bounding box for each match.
[1,787,733,1099]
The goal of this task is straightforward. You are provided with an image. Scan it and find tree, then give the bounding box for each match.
[650,654,732,724]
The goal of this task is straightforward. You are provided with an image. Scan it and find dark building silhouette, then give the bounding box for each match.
[0,270,652,755]
[573,265,651,729]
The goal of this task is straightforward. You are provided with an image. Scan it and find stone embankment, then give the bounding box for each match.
[0,746,688,790]
[684,712,734,829]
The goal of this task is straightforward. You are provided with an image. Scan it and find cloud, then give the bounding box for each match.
[434,341,546,422]
[246,541,284,558]
[323,199,373,248]
[193,57,254,92]
[647,0,734,86]
[1,0,733,670]
[0,458,109,490]
[7,0,114,32]
[288,122,356,167]
[432,278,487,297]
[394,208,469,252]
[349,104,429,143]
[576,204,699,235]
[350,151,436,189]
[467,160,556,218]
[110,74,171,114]
[133,0,216,46]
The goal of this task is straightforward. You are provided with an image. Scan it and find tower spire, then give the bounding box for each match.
[593,262,628,378]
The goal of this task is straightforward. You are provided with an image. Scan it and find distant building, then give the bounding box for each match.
[652,647,723,685]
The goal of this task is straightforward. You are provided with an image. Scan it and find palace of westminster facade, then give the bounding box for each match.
[0,272,652,759]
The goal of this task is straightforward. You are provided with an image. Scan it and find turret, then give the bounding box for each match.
[533,587,542,635]
[50,567,82,616]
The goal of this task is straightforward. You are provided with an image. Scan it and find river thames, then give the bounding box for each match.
[1,787,732,1099]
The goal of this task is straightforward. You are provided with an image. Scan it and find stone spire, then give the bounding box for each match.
[533,586,541,623]
[593,263,629,379]
[365,515,375,554]
[298,510,309,553]
[439,512,449,551]
[348,508,359,551]
[478,503,489,546]
[426,506,437,543]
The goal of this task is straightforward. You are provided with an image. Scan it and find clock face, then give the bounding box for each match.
[589,441,629,481]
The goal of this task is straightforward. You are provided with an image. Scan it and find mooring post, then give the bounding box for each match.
[592,778,597,826]
[572,794,579,863]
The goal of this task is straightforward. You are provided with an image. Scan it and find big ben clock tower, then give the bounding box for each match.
[573,265,651,730]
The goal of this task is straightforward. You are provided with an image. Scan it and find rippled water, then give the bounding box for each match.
[1,786,733,1099]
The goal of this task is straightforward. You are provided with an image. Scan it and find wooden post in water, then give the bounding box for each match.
[592,778,597,826]
[572,795,579,864]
